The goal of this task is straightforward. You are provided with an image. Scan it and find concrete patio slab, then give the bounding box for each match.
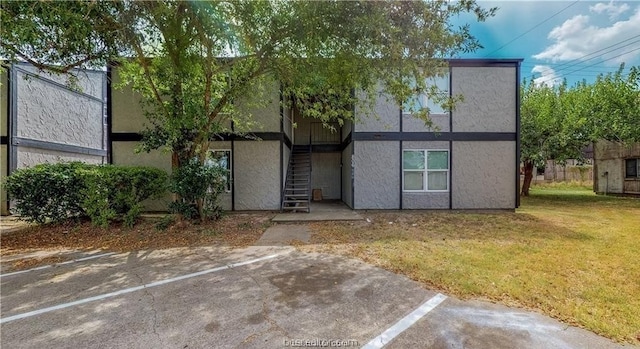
[272,200,363,222]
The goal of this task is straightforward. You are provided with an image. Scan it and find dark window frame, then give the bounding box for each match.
[625,158,639,179]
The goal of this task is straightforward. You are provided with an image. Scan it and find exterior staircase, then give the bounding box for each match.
[282,145,311,212]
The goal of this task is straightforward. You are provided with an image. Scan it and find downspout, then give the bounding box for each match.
[604,171,609,196]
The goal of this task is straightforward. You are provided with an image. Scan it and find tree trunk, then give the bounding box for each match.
[521,160,534,197]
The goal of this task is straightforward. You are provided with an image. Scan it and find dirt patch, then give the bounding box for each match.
[9,255,72,271]
[0,213,274,255]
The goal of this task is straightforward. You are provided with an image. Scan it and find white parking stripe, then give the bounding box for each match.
[362,293,448,349]
[0,253,282,324]
[0,252,117,278]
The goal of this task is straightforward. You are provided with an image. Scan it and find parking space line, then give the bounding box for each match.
[0,252,117,278]
[0,253,283,324]
[361,293,447,349]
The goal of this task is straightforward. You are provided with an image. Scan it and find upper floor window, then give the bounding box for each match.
[402,73,449,115]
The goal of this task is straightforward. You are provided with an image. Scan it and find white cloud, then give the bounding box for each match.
[532,65,561,86]
[590,1,630,20]
[533,4,640,63]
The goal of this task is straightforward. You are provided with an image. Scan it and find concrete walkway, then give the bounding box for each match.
[255,224,311,245]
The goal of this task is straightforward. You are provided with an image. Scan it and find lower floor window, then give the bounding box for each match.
[403,150,449,192]
[626,158,639,179]
[206,149,232,192]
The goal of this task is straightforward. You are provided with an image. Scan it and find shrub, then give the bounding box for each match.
[4,162,167,227]
[4,162,91,224]
[168,158,227,221]
[78,166,168,227]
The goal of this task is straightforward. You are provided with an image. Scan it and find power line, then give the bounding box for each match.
[535,46,640,85]
[483,0,580,57]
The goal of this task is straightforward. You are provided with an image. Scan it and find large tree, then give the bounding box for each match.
[2,1,495,218]
[2,0,494,165]
[520,65,640,196]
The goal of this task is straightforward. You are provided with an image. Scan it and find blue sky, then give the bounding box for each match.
[454,0,640,86]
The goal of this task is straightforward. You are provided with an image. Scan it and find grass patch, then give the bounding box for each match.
[303,187,640,343]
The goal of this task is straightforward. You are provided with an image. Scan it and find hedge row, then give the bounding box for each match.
[4,162,167,227]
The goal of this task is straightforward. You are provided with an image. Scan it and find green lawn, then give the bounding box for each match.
[305,186,640,343]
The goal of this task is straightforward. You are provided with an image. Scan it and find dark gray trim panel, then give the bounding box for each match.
[448,59,523,67]
[449,64,453,209]
[106,66,113,163]
[0,136,7,145]
[283,133,292,150]
[13,66,104,103]
[399,107,403,209]
[353,132,517,141]
[12,137,107,156]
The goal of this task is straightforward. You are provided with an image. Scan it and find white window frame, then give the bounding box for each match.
[402,149,450,192]
[402,73,450,116]
[206,149,232,192]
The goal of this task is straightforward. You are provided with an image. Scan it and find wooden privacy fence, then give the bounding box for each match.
[544,159,593,182]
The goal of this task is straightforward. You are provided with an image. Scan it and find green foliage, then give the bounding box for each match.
[4,162,90,224]
[78,166,167,227]
[2,0,496,167]
[520,63,640,194]
[155,215,175,231]
[168,158,227,221]
[4,163,167,227]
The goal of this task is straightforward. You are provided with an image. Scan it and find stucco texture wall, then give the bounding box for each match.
[1,145,8,215]
[16,70,103,149]
[19,64,103,100]
[111,141,172,211]
[402,113,449,133]
[451,67,516,133]
[354,89,400,132]
[594,140,640,194]
[234,140,280,210]
[311,152,341,200]
[342,143,353,208]
[353,141,399,209]
[402,141,450,209]
[452,141,516,209]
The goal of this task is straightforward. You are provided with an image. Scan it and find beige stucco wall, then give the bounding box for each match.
[110,69,146,132]
[353,141,399,209]
[451,66,516,133]
[402,141,450,209]
[234,140,280,210]
[452,141,516,209]
[594,140,640,194]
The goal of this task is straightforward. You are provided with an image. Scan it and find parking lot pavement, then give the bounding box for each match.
[1,246,633,349]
